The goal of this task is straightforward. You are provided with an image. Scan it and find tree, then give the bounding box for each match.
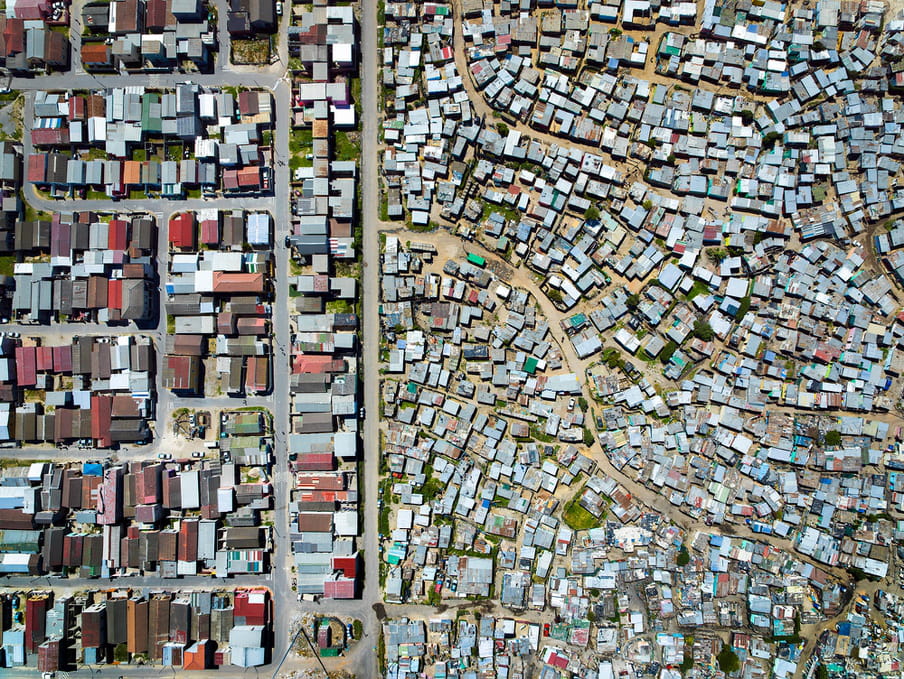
[496,122,509,135]
[547,288,564,304]
[642,199,653,210]
[676,545,690,566]
[626,293,641,310]
[717,646,740,674]
[583,428,595,447]
[584,205,601,221]
[659,340,678,365]
[762,131,782,148]
[736,296,751,320]
[824,430,842,447]
[693,320,715,342]
[740,110,755,125]
[815,665,829,679]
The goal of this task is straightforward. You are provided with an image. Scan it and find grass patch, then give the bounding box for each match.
[562,485,605,531]
[0,255,14,277]
[289,128,313,170]
[326,299,353,314]
[334,131,357,162]
[166,315,175,334]
[683,280,710,301]
[86,189,108,200]
[187,188,202,199]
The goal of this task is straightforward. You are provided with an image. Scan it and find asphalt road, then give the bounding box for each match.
[352,0,382,677]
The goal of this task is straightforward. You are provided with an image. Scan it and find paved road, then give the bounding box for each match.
[353,0,382,677]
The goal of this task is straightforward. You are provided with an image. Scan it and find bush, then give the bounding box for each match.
[717,646,740,674]
[353,619,363,639]
[496,122,509,135]
[762,131,782,148]
[659,340,678,364]
[547,288,564,303]
[114,643,129,663]
[693,320,715,342]
[824,430,842,447]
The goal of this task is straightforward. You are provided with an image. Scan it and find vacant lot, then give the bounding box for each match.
[232,39,270,65]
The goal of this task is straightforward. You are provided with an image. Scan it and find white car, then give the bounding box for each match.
[276,1,283,15]
[567,398,576,411]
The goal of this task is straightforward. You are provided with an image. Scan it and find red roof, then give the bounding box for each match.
[233,590,268,626]
[323,579,356,599]
[27,154,46,183]
[169,213,196,249]
[331,556,357,578]
[68,96,86,121]
[212,272,264,294]
[31,128,69,147]
[108,219,128,251]
[52,345,71,373]
[35,346,52,372]
[108,278,123,311]
[292,356,344,374]
[15,346,36,387]
[200,219,219,246]
[91,395,112,447]
[237,167,260,187]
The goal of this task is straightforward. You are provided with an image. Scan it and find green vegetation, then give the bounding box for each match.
[676,544,690,566]
[420,476,445,502]
[578,397,588,411]
[496,122,509,135]
[740,110,755,125]
[847,566,880,583]
[679,648,695,674]
[378,480,393,535]
[546,288,564,304]
[824,430,842,447]
[762,131,782,149]
[0,255,14,277]
[562,485,605,531]
[232,39,270,65]
[114,643,129,663]
[642,199,653,210]
[693,320,715,342]
[582,428,595,447]
[584,205,600,221]
[717,646,740,674]
[659,340,678,364]
[166,315,175,334]
[735,296,751,320]
[815,665,829,679]
[601,347,625,370]
[684,280,710,301]
[706,247,727,263]
[352,619,363,639]
[626,293,640,310]
[334,131,358,162]
[289,128,313,170]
